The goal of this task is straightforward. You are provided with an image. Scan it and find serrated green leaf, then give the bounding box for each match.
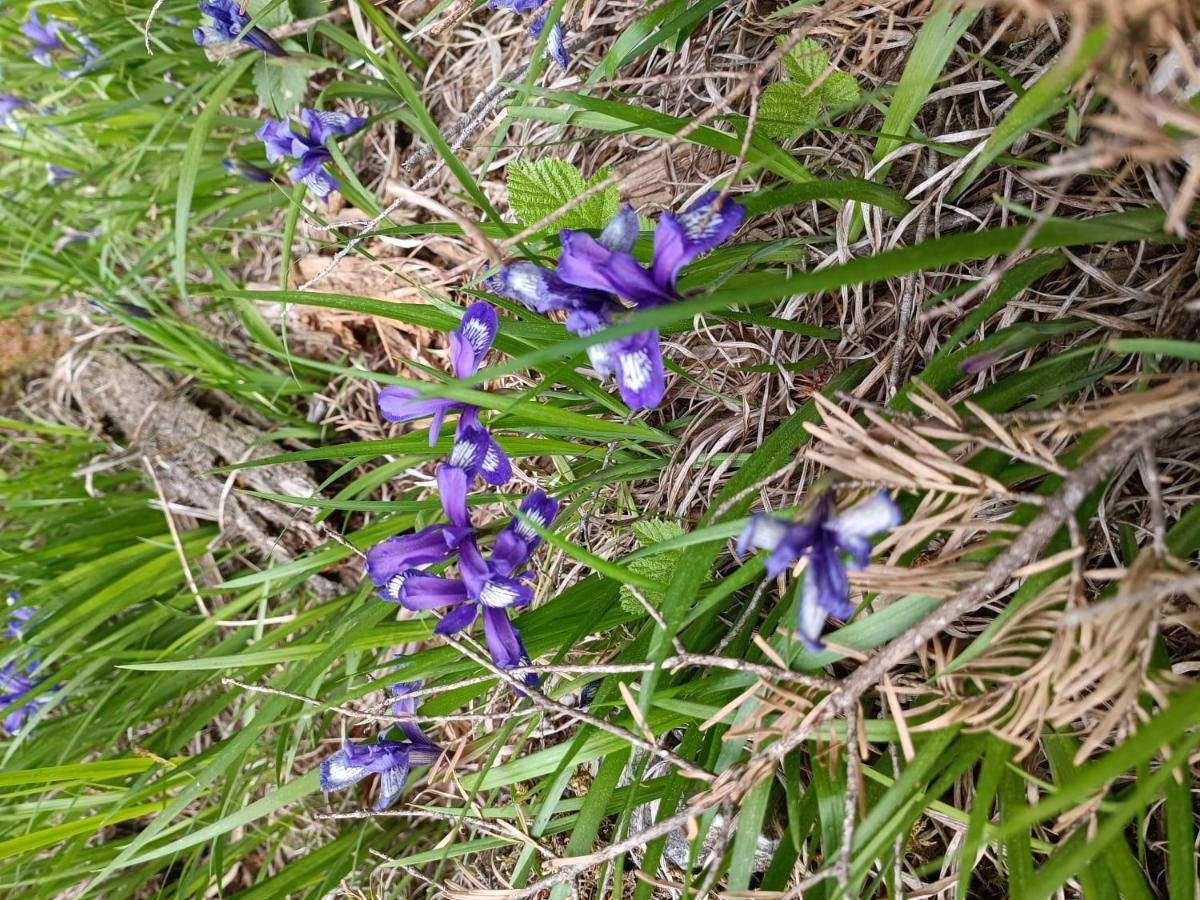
[780,37,829,84]
[820,70,860,106]
[631,519,686,546]
[619,519,688,615]
[246,0,292,29]
[506,159,619,231]
[760,82,822,139]
[764,37,859,139]
[252,56,310,117]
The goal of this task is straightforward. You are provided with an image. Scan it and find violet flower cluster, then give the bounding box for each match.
[368,302,557,687]
[255,108,366,201]
[319,680,441,809]
[489,0,568,70]
[737,492,901,650]
[489,193,744,409]
[1,594,55,735]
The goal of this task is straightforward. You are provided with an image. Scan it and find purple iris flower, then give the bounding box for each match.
[0,94,29,135]
[489,193,744,409]
[319,680,439,809]
[223,158,275,183]
[255,108,365,201]
[0,661,49,735]
[528,10,568,70]
[46,164,78,185]
[398,491,558,687]
[21,12,65,66]
[194,0,287,57]
[737,492,900,651]
[4,594,33,640]
[319,738,440,810]
[389,678,436,746]
[487,0,569,70]
[378,302,512,500]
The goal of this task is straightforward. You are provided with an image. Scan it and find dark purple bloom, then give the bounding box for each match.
[194,0,287,56]
[21,11,99,75]
[21,12,65,66]
[528,10,568,70]
[4,596,33,640]
[436,422,512,526]
[489,0,543,10]
[398,491,558,687]
[300,108,366,144]
[379,302,499,443]
[223,158,275,183]
[489,194,743,409]
[254,108,365,201]
[319,738,440,810]
[257,119,309,162]
[0,661,49,735]
[737,492,900,651]
[487,0,568,70]
[0,94,29,135]
[46,164,78,185]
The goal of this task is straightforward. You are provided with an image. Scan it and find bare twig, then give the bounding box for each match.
[440,634,716,784]
[222,677,502,725]
[142,455,208,616]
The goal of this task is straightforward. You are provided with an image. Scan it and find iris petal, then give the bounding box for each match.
[650,193,745,292]
[400,575,469,610]
[612,329,666,409]
[558,229,670,308]
[434,601,479,634]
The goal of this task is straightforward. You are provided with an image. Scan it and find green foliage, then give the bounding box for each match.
[252,55,314,117]
[760,37,860,140]
[506,158,620,230]
[618,519,688,615]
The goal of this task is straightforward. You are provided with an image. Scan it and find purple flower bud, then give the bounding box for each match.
[958,349,1003,375]
[223,158,275,183]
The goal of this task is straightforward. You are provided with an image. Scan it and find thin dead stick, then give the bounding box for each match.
[320,808,552,856]
[375,654,832,711]
[837,703,859,894]
[142,456,208,616]
[440,633,715,784]
[712,579,770,656]
[1059,572,1200,626]
[222,677,503,725]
